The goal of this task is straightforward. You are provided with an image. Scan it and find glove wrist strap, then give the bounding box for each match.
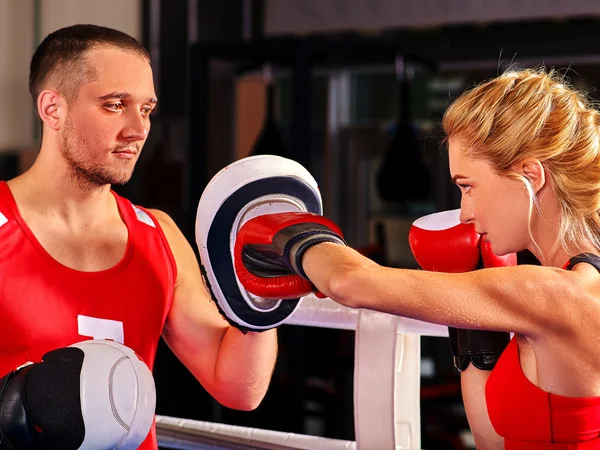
[448,327,510,372]
[287,233,346,279]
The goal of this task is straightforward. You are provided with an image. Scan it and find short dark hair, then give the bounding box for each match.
[29,24,150,108]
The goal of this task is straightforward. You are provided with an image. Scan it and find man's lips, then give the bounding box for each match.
[112,149,138,159]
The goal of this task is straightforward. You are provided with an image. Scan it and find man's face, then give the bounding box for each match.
[60,46,156,187]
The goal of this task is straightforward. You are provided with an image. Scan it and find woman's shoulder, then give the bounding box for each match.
[564,253,600,295]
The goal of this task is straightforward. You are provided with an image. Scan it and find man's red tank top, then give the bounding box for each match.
[486,253,600,449]
[0,181,177,450]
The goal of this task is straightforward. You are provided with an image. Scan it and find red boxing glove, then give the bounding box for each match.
[409,209,481,273]
[234,212,346,299]
[480,239,517,268]
[409,209,517,271]
[409,209,515,371]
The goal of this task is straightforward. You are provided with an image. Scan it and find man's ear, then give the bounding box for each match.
[516,158,546,193]
[38,90,65,131]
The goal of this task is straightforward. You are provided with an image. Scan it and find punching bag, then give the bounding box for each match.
[250,64,291,159]
[376,57,431,203]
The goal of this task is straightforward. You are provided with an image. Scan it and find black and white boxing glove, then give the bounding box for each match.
[0,340,155,450]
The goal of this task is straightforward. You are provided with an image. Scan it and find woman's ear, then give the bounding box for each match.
[517,158,546,193]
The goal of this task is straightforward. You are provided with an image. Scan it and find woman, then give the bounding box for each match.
[236,68,600,448]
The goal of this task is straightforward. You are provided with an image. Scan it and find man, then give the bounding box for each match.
[0,24,277,449]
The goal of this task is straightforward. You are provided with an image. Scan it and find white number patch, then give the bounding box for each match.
[77,315,124,344]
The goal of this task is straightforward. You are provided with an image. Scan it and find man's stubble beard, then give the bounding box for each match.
[61,115,135,190]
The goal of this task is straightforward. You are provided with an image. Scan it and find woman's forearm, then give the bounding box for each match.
[303,242,574,336]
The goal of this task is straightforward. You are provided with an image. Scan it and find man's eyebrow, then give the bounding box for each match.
[451,174,468,185]
[98,92,158,103]
[98,92,131,100]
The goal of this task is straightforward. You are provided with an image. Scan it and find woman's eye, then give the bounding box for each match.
[458,184,471,193]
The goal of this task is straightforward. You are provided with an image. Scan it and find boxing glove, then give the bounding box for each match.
[235,212,346,299]
[0,349,87,450]
[409,209,514,371]
[0,340,155,450]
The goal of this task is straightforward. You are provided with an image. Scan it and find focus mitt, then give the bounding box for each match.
[195,155,322,333]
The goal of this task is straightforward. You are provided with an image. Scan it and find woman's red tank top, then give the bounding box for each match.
[485,253,600,449]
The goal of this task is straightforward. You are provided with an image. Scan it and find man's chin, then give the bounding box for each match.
[107,167,135,186]
[110,175,133,186]
[90,172,133,187]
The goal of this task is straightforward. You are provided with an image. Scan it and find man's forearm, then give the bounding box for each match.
[214,327,278,410]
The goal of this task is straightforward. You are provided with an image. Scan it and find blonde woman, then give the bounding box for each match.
[236,69,600,449]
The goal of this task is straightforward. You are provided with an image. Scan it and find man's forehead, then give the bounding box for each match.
[85,47,152,76]
[81,48,155,99]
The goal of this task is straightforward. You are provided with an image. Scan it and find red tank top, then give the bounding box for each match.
[485,254,600,449]
[0,181,177,450]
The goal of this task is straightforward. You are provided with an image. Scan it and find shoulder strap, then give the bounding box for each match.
[0,181,15,229]
[564,253,600,272]
[111,191,178,285]
[131,204,157,228]
[111,190,157,229]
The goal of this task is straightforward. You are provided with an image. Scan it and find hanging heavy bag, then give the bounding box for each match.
[376,58,431,203]
[250,65,292,159]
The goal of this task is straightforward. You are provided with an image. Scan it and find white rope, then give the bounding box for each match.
[288,295,448,337]
[155,416,356,450]
[157,295,449,450]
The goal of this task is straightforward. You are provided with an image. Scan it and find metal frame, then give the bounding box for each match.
[187,18,600,217]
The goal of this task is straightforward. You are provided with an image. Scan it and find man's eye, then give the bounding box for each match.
[105,103,124,111]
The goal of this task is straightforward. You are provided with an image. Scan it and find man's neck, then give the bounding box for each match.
[7,153,116,227]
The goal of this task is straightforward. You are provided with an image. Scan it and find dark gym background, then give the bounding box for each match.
[2,1,598,448]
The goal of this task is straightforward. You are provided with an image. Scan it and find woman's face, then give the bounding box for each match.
[448,139,532,256]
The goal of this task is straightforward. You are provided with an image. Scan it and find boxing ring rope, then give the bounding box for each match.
[156,295,449,450]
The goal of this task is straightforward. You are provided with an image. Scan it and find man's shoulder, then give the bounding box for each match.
[141,208,187,250]
[144,207,176,229]
[111,191,173,229]
[113,193,186,253]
